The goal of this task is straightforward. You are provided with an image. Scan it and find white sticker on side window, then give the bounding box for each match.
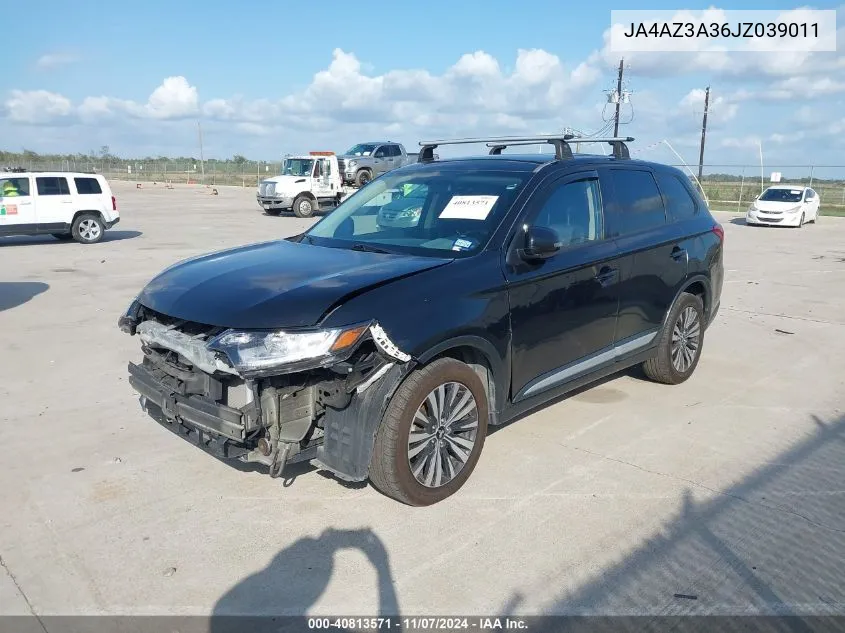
[790,190,802,194]
[439,195,499,220]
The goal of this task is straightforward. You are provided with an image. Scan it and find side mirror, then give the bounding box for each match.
[518,226,561,261]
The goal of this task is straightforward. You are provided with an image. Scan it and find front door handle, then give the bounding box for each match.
[671,247,688,262]
[595,266,618,286]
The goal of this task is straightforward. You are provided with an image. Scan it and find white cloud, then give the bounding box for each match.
[5,90,72,123]
[3,42,845,165]
[145,77,199,119]
[35,52,79,70]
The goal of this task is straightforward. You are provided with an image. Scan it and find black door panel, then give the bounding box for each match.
[505,171,621,399]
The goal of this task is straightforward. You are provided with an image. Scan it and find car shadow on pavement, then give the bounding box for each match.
[0,230,142,247]
[500,411,845,625]
[0,281,48,311]
[210,528,400,632]
[729,218,750,226]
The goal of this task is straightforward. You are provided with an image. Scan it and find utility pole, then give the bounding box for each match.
[198,121,205,185]
[697,85,710,182]
[613,58,624,137]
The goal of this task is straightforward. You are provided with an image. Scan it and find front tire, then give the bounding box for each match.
[71,213,104,244]
[642,292,705,385]
[796,212,805,228]
[355,170,372,188]
[369,358,489,506]
[292,195,315,218]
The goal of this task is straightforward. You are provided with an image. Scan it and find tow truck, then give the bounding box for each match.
[256,152,357,218]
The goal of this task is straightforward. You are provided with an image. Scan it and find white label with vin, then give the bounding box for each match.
[439,195,499,220]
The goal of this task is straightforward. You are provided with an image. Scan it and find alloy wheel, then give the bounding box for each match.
[79,219,101,242]
[407,381,479,488]
[671,306,701,373]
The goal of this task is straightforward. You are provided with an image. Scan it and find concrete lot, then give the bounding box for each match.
[1,181,844,619]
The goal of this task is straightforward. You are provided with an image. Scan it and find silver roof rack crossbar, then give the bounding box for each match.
[417,135,634,162]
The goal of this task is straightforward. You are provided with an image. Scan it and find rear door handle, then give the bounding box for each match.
[595,266,618,286]
[671,247,688,261]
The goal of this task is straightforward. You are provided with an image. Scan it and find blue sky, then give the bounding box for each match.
[3,0,843,170]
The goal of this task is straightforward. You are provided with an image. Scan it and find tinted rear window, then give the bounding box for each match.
[36,177,70,196]
[655,172,698,221]
[607,169,666,235]
[74,177,102,195]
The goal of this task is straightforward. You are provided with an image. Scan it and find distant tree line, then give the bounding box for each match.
[0,147,265,167]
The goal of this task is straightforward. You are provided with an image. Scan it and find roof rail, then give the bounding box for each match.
[418,135,634,162]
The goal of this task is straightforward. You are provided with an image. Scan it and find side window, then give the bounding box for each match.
[1,177,31,197]
[74,177,103,195]
[607,169,666,235]
[36,177,70,196]
[388,145,401,157]
[373,146,387,158]
[655,172,697,221]
[532,177,603,247]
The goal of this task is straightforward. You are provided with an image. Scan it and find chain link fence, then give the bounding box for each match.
[671,164,845,214]
[6,159,845,214]
[8,159,283,188]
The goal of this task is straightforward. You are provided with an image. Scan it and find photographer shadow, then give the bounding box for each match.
[211,528,400,632]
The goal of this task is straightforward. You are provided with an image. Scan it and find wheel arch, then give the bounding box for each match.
[663,275,711,331]
[72,209,105,225]
[416,336,505,425]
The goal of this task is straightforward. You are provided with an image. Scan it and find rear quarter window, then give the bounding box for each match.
[74,177,103,195]
[606,169,667,236]
[655,172,698,221]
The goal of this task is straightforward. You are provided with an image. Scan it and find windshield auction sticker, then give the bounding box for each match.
[610,9,836,52]
[439,195,499,220]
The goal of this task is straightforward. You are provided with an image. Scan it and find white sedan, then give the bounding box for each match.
[746,185,820,227]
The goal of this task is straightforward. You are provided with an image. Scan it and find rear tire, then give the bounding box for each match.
[369,357,489,506]
[642,292,705,385]
[71,213,104,244]
[292,195,315,218]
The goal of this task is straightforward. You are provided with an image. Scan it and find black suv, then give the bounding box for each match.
[119,135,724,506]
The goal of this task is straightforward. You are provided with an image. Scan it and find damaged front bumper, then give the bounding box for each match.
[121,307,414,482]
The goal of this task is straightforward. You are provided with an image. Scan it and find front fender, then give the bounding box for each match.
[315,362,413,481]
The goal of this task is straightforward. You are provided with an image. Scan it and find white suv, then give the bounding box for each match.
[0,172,120,244]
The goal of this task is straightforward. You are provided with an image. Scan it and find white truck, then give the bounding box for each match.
[256,152,355,218]
[0,171,119,244]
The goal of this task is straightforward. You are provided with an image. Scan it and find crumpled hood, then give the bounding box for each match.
[137,240,451,329]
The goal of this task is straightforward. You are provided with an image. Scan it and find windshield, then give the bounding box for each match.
[344,144,378,157]
[759,188,803,203]
[304,168,530,257]
[281,158,314,177]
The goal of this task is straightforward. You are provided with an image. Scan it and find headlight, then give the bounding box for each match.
[785,205,801,213]
[347,160,357,169]
[748,204,757,212]
[398,206,422,218]
[208,324,368,374]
